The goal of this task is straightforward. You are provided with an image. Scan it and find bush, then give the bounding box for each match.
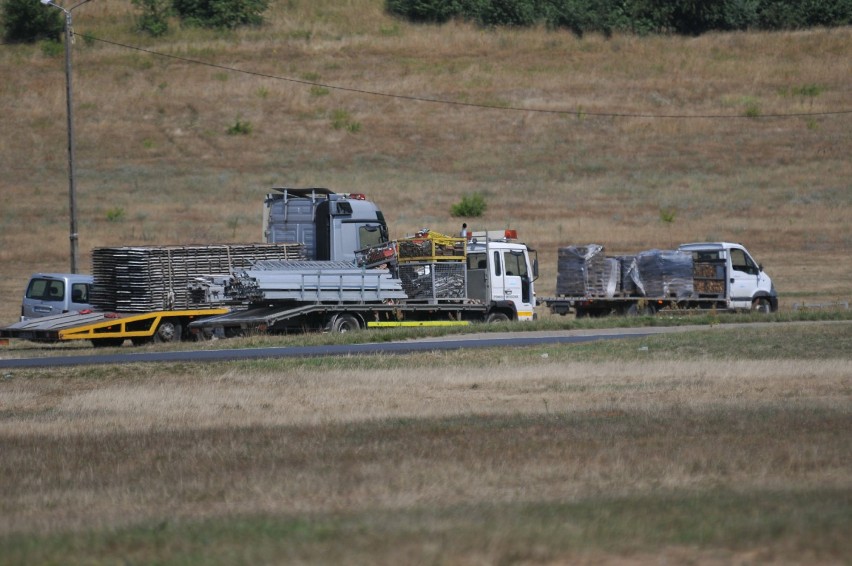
[451,193,487,218]
[226,119,253,135]
[172,0,269,29]
[132,0,172,37]
[2,0,63,43]
[385,0,466,23]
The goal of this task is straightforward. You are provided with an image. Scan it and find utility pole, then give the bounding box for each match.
[39,0,93,273]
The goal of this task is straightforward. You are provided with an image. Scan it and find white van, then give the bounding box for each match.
[21,273,94,321]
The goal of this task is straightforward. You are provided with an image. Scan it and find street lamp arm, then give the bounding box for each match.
[68,0,94,13]
[39,0,94,13]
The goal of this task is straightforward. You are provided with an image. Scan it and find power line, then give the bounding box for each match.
[18,32,852,119]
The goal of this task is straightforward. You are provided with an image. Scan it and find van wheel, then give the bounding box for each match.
[751,297,771,314]
[486,312,510,323]
[331,314,361,333]
[154,320,183,343]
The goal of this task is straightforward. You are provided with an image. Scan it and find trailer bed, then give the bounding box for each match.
[1,308,229,343]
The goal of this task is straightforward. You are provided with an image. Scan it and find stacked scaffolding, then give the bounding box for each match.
[91,243,305,312]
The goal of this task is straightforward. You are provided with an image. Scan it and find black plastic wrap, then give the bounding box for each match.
[556,245,618,297]
[634,250,694,298]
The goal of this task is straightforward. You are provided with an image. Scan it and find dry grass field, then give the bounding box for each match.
[1,1,851,563]
[1,322,851,563]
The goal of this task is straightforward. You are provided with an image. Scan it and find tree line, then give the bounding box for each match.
[4,0,849,44]
[2,0,268,42]
[386,0,851,35]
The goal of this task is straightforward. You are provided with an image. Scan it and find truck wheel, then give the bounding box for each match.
[626,303,656,317]
[331,314,361,333]
[154,320,183,343]
[751,297,771,314]
[486,312,510,323]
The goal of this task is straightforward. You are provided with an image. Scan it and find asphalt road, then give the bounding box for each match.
[0,327,671,369]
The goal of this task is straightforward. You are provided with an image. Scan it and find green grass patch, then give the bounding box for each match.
[3,488,848,564]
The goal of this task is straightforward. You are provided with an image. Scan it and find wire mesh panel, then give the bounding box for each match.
[398,261,466,302]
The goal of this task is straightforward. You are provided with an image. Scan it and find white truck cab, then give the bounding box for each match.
[21,273,94,321]
[466,230,538,321]
[677,242,777,312]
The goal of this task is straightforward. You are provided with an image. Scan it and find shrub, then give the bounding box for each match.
[132,0,172,37]
[330,109,361,133]
[451,193,487,217]
[105,207,126,222]
[385,0,465,23]
[40,39,64,58]
[2,0,63,43]
[227,119,252,135]
[172,0,269,29]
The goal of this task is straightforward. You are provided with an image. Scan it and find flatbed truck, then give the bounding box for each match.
[188,230,538,335]
[542,242,777,317]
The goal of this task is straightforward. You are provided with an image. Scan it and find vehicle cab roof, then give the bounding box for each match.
[677,242,743,251]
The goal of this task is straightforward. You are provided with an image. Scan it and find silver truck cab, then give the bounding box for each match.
[21,273,94,321]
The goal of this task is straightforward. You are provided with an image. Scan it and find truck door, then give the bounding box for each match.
[728,247,761,309]
[497,249,535,320]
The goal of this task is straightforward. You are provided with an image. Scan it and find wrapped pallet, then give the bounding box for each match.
[618,256,643,296]
[634,250,694,299]
[556,245,617,297]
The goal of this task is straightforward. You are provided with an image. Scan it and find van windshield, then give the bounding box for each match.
[26,278,65,302]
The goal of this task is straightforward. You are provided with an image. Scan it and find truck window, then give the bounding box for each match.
[730,248,759,275]
[493,251,502,276]
[71,282,89,303]
[26,278,64,301]
[467,253,486,270]
[503,251,528,278]
[359,225,385,249]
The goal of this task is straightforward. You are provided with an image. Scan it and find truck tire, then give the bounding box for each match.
[486,311,510,323]
[330,314,361,333]
[154,320,183,343]
[751,297,772,314]
[626,303,656,317]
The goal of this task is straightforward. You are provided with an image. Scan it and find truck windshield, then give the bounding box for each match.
[26,278,65,302]
[359,225,385,249]
[730,248,759,275]
[503,251,528,277]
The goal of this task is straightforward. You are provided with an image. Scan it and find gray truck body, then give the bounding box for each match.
[263,188,388,262]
